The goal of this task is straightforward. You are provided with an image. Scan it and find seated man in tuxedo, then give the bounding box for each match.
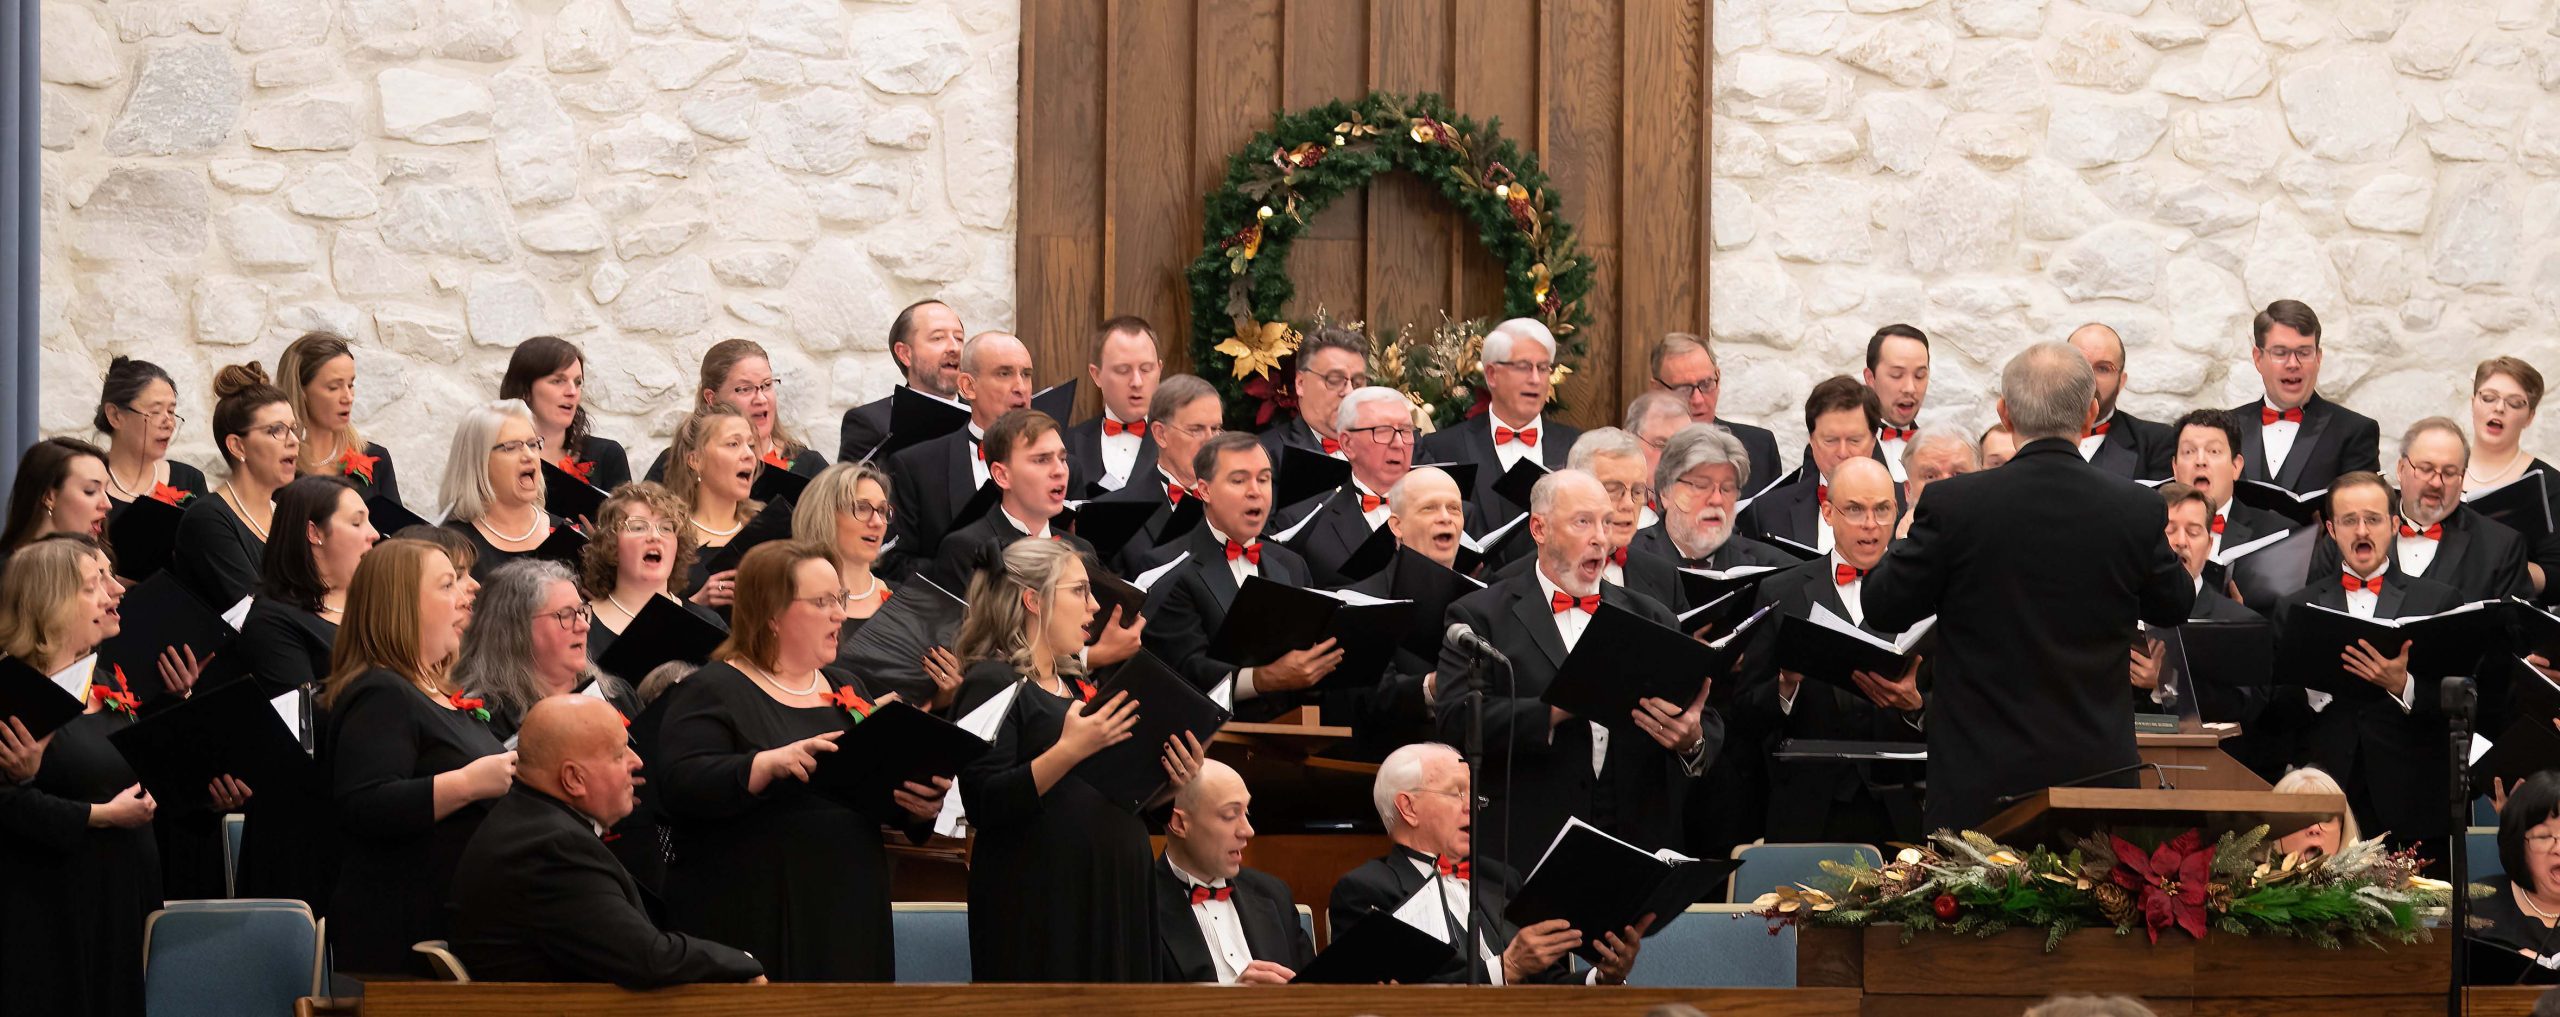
[1088,373,1220,574]
[1435,469,1719,866]
[1143,432,1339,721]
[1283,386,1417,587]
[840,298,966,463]
[1418,318,1580,531]
[1737,375,1885,555]
[928,408,1097,586]
[1153,759,1314,984]
[1894,427,1978,538]
[2381,416,2529,602]
[885,330,1036,577]
[1260,324,1366,466]
[2229,299,2381,495]
[1492,429,1679,609]
[2172,407,2292,556]
[1980,424,2019,469]
[2270,470,2463,868]
[1651,332,1785,498]
[1329,466,1465,759]
[1632,423,1797,570]
[1328,742,1643,985]
[450,695,765,987]
[1064,315,1162,497]
[1735,456,1926,847]
[2069,323,2173,481]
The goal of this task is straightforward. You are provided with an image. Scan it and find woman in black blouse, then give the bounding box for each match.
[169,363,302,612]
[502,336,633,496]
[0,538,161,1017]
[654,540,949,981]
[280,333,401,508]
[581,482,724,669]
[438,400,569,579]
[665,405,762,607]
[0,437,112,556]
[2467,357,2560,602]
[95,356,208,522]
[2474,771,2560,968]
[645,338,827,483]
[321,537,514,976]
[229,476,378,908]
[792,462,964,709]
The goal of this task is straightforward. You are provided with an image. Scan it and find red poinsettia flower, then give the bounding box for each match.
[761,448,791,471]
[339,449,380,485]
[146,483,194,507]
[560,459,597,486]
[2110,829,2212,944]
[827,685,875,722]
[92,664,139,715]
[448,692,490,723]
[1241,371,1298,429]
[1072,679,1096,703]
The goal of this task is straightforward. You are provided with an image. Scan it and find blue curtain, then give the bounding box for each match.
[0,0,33,488]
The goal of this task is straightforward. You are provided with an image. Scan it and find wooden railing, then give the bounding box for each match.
[350,982,1861,1017]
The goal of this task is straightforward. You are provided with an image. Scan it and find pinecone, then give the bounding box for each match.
[2207,882,2234,912]
[2094,883,2135,926]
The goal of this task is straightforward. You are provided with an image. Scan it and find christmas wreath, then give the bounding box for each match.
[1186,91,1594,429]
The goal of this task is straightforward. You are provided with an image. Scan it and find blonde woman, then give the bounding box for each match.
[646,338,826,483]
[278,333,400,504]
[2270,766,2360,858]
[793,463,963,711]
[664,405,762,606]
[438,399,566,579]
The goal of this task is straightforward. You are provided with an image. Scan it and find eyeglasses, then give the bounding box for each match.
[492,436,548,456]
[1655,374,1719,400]
[535,604,592,630]
[2479,390,2533,413]
[1600,481,1654,505]
[1673,475,1739,500]
[848,500,894,524]
[2528,831,2560,853]
[726,380,781,399]
[1344,424,1418,446]
[1830,504,1896,526]
[1406,787,1488,810]
[1299,369,1373,394]
[2332,512,2391,530]
[2401,461,2462,484]
[2258,346,2319,365]
[1163,422,1224,442]
[791,591,859,611]
[244,422,307,443]
[1057,581,1093,601]
[118,405,185,428]
[616,519,681,537]
[1487,358,1556,376]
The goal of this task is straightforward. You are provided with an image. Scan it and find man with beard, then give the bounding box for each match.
[2227,300,2381,495]
[1064,316,1164,497]
[1283,386,1418,587]
[839,299,966,462]
[1632,424,1795,571]
[1650,333,1784,498]
[884,331,1035,577]
[2069,323,2174,481]
[1142,432,1341,722]
[2369,416,2529,602]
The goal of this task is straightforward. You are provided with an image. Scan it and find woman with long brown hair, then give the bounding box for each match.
[500,336,633,494]
[322,538,514,975]
[0,437,111,557]
[278,332,401,506]
[169,362,301,610]
[645,338,826,482]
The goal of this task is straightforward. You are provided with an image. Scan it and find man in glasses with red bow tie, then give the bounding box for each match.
[1328,743,1644,985]
[2269,470,2464,869]
[1151,759,1314,984]
[1739,375,1891,557]
[1282,386,1421,588]
[1418,318,1581,532]
[2226,299,2381,495]
[1063,316,1164,498]
[1142,432,1340,722]
[1489,429,1682,611]
[2358,416,2530,603]
[1433,469,1715,870]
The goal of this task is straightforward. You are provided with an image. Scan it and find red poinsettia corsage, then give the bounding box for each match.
[560,459,597,486]
[1071,679,1096,703]
[339,449,380,485]
[146,483,195,508]
[92,664,139,715]
[448,691,490,723]
[827,685,876,723]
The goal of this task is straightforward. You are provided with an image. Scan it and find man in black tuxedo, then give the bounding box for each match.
[1650,333,1787,498]
[1738,375,1885,556]
[1417,318,1580,533]
[1735,457,1927,847]
[1142,432,1341,722]
[1087,374,1220,574]
[450,696,765,987]
[1152,759,1314,984]
[927,409,1095,583]
[2380,417,2530,602]
[2271,471,2464,868]
[1280,386,1416,587]
[2068,323,2173,481]
[2228,300,2381,495]
[840,299,966,463]
[1864,342,2194,834]
[1329,466,1465,760]
[1063,315,1163,498]
[2172,408,2292,556]
[1259,325,1366,470]
[1434,469,1720,866]
[2157,481,2291,781]
[1634,423,1799,570]
[1864,324,1931,485]
[1491,429,1681,610]
[1328,742,1643,985]
[884,331,1035,578]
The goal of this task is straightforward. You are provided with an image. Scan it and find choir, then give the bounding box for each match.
[14,303,2560,1004]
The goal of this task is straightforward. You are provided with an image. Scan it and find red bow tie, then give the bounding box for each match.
[1104,417,1147,438]
[1815,484,1829,507]
[2262,406,2303,426]
[1835,564,1868,586]
[2209,514,2226,534]
[1166,483,1189,505]
[1359,493,1386,512]
[1226,540,1262,564]
[1551,591,1601,615]
[1187,884,1233,906]
[1496,425,1538,447]
[2089,421,2112,437]
[2399,520,2442,540]
[1320,436,1341,455]
[1608,547,1627,567]
[1436,856,1471,880]
[973,439,985,461]
[2340,573,2384,594]
[1880,426,1915,442]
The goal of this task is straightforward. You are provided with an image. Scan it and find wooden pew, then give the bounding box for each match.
[354,982,1862,1017]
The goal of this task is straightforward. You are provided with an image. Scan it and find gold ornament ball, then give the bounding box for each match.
[1256,205,1274,221]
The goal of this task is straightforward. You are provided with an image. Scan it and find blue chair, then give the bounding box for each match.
[1623,905,1796,988]
[2477,796,2499,828]
[143,900,324,1017]
[892,903,971,983]
[1728,842,1884,900]
[2471,826,2504,882]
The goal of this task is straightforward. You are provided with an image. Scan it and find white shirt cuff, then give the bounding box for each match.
[1233,669,1260,702]
[1777,690,1796,716]
[2392,676,2417,713]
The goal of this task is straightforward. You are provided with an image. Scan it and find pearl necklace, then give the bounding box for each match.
[604,590,647,622]
[2522,886,2560,922]
[479,510,543,544]
[845,573,881,601]
[740,660,824,697]
[220,484,271,541]
[691,515,743,538]
[105,459,154,500]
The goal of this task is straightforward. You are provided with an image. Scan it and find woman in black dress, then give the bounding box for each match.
[581,482,725,669]
[437,400,570,580]
[0,538,161,1017]
[645,338,828,483]
[229,476,379,908]
[279,333,401,508]
[2467,357,2560,602]
[0,437,112,556]
[654,540,949,982]
[95,356,209,523]
[170,363,301,612]
[322,538,514,976]
[955,537,1203,983]
[502,336,634,497]
[2473,772,2560,969]
[794,462,964,707]
[665,405,762,608]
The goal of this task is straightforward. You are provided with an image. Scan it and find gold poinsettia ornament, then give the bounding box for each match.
[1215,319,1300,381]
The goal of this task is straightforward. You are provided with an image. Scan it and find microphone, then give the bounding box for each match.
[2442,675,2476,719]
[1444,623,1508,664]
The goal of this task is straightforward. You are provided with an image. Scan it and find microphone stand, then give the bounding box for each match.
[1455,639,1487,987]
[2445,675,2476,1017]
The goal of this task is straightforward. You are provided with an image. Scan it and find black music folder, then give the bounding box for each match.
[541,459,609,523]
[1336,520,1399,583]
[1276,444,1354,514]
[2232,480,2327,528]
[1503,817,1743,963]
[1543,601,1751,730]
[2181,619,2274,692]
[1389,547,1484,659]
[750,459,811,505]
[108,676,308,813]
[2275,601,2510,707]
[833,575,967,708]
[108,493,184,580]
[525,520,590,569]
[367,495,433,537]
[2515,598,2560,662]
[2227,526,2322,613]
[1084,567,1148,643]
[881,386,972,459]
[2472,713,2560,791]
[2466,470,2555,541]
[699,497,798,577]
[1774,608,1936,697]
[1492,458,1548,513]
[1068,499,1162,563]
[96,572,236,704]
[593,596,727,685]
[1203,576,1413,684]
[812,699,989,823]
[1031,380,1077,424]
[1413,461,1480,503]
[0,655,86,737]
[1292,910,1457,985]
[1070,651,1230,813]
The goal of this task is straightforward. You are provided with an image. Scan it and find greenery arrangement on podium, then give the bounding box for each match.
[1753,828,2454,952]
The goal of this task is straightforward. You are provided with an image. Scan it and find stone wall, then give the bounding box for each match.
[36,0,1018,484]
[1710,0,2560,464]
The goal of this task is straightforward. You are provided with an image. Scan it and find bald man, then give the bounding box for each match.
[1327,467,1466,760]
[449,696,765,987]
[2068,323,2173,481]
[884,330,1038,577]
[1151,760,1315,984]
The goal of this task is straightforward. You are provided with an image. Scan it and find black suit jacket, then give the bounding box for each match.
[2271,569,2463,852]
[1151,857,1314,983]
[927,509,1099,593]
[1417,415,1580,536]
[1141,525,1317,723]
[1433,571,1721,866]
[884,429,984,579]
[2216,500,2294,552]
[838,396,892,463]
[1063,416,1161,501]
[1089,468,1191,575]
[1733,558,1928,844]
[1328,566,1443,760]
[1627,522,1802,574]
[1326,845,1573,985]
[2086,410,2173,482]
[2399,505,2531,603]
[448,786,762,988]
[1734,476,1824,557]
[1492,545,1680,614]
[1863,438,2194,832]
[1278,486,1385,588]
[1716,419,1790,498]
[2229,393,2382,494]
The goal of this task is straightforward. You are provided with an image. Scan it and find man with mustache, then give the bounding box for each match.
[1739,375,1888,555]
[1649,333,1785,499]
[2226,300,2381,495]
[1149,760,1313,985]
[1143,432,1340,722]
[2357,416,2529,603]
[1327,466,1466,760]
[1063,316,1164,498]
[1283,386,1420,587]
[2170,408,2291,558]
[1632,424,1795,571]
[839,299,966,463]
[884,331,1035,578]
[2068,323,2174,482]
[1418,318,1582,533]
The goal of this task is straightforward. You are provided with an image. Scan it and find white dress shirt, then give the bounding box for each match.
[1166,856,1255,984]
[1404,856,1508,986]
[1098,409,1145,490]
[967,422,991,489]
[2077,413,2113,461]
[1778,554,1864,716]
[2208,505,2231,559]
[1533,569,1608,777]
[2260,399,2301,481]
[1212,524,1273,703]
[1876,430,1911,484]
[2395,518,2441,579]
[998,506,1050,540]
[1490,412,1545,473]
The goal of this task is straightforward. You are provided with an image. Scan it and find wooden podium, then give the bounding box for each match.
[1975,786,2346,848]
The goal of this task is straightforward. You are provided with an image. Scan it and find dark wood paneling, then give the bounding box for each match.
[1016,0,1106,381]
[1543,0,1623,423]
[1621,0,1704,413]
[1362,0,1455,341]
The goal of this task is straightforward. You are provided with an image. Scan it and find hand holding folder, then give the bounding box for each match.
[1544,602,1763,728]
[1203,576,1413,686]
[1773,606,1936,700]
[2275,600,2510,706]
[1503,817,1742,964]
[811,699,989,824]
[1067,651,1230,813]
